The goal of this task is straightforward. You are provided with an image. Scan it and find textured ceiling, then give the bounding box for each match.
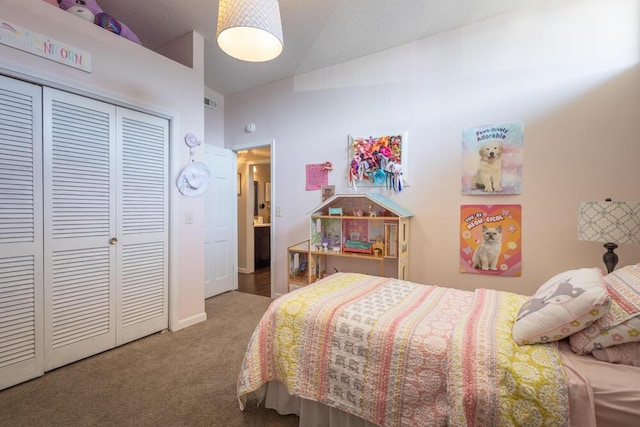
[97,0,537,96]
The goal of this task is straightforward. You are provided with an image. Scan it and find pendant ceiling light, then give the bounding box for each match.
[217,0,284,62]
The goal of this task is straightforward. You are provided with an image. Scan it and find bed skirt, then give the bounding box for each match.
[261,381,380,427]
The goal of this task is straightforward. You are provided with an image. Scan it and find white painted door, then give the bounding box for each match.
[204,145,237,298]
[42,89,118,371]
[0,80,169,387]
[0,75,44,390]
[42,88,169,370]
[115,108,168,346]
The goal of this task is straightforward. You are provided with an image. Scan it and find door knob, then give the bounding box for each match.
[109,237,118,245]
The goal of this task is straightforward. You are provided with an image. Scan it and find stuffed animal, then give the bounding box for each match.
[58,0,141,44]
[63,3,95,22]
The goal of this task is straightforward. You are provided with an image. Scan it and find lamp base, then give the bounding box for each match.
[602,242,619,274]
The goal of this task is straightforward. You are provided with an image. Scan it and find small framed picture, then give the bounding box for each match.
[321,185,335,201]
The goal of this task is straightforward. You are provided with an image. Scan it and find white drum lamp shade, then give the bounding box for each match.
[217,0,283,62]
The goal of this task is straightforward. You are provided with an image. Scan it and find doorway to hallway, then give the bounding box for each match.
[235,142,274,298]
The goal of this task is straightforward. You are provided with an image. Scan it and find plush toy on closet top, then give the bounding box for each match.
[56,0,141,45]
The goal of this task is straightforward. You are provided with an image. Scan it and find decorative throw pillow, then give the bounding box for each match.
[592,342,640,367]
[512,268,610,345]
[569,264,640,355]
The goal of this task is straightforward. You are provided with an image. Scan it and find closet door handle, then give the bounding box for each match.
[109,237,118,245]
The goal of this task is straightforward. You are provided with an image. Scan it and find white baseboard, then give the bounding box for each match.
[238,267,250,274]
[173,311,207,331]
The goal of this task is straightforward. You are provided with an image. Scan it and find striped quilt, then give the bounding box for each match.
[237,273,569,426]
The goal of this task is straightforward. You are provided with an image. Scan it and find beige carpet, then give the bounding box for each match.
[0,291,299,427]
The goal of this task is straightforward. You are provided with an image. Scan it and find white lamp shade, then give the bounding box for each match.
[217,0,283,62]
[577,201,640,244]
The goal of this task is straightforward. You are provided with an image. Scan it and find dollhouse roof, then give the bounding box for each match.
[308,193,413,218]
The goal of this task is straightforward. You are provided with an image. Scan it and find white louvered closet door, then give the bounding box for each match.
[0,76,44,390]
[43,89,117,371]
[116,108,168,346]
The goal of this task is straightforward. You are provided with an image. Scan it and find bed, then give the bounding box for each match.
[237,271,640,426]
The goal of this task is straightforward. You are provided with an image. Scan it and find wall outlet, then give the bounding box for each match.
[185,212,193,224]
[275,207,282,217]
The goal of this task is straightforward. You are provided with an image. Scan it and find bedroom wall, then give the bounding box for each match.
[223,0,640,297]
[0,0,208,329]
[204,87,224,148]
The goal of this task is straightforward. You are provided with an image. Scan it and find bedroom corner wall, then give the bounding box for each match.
[0,0,207,330]
[223,0,640,296]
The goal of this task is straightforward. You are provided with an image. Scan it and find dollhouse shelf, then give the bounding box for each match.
[287,194,413,292]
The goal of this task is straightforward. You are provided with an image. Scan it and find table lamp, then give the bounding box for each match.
[577,199,640,273]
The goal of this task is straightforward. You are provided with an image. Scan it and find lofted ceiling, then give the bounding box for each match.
[97,0,538,96]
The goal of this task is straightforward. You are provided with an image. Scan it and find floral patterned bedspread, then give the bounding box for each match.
[237,273,569,426]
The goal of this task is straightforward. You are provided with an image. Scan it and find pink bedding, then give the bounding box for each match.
[237,273,570,426]
[558,340,640,427]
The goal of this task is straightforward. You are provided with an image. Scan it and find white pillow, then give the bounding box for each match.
[512,268,610,345]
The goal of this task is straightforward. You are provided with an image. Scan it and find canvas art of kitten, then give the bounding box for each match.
[473,225,502,271]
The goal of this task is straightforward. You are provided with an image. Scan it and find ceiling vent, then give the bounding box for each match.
[204,96,218,110]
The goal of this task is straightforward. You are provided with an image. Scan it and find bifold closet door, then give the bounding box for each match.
[42,88,169,370]
[43,89,117,371]
[116,108,168,346]
[0,76,44,390]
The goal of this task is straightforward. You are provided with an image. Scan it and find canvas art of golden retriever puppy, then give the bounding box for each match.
[471,141,503,192]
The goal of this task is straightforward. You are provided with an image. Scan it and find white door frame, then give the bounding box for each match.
[231,139,275,298]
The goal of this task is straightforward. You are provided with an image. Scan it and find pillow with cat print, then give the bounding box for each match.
[569,264,640,354]
[512,268,611,345]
